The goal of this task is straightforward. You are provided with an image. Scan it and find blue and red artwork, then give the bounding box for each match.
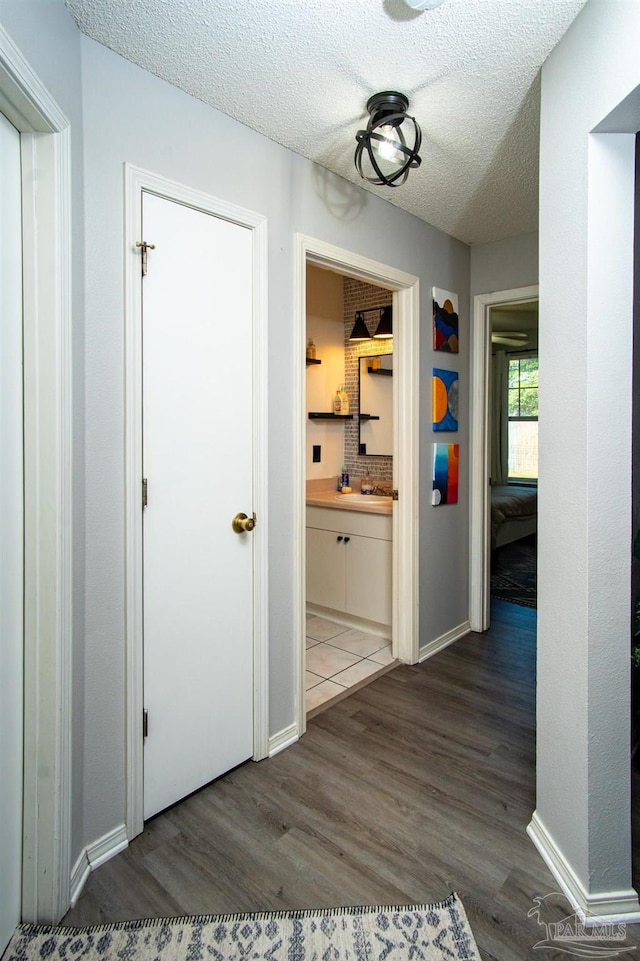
[433,287,459,353]
[432,443,459,506]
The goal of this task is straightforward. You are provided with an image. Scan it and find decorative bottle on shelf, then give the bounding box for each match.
[333,386,343,413]
[306,338,316,360]
[339,385,349,414]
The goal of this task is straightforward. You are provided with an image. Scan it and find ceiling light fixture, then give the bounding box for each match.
[354,91,422,188]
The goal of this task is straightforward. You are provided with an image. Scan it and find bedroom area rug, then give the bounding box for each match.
[490,534,537,609]
[3,897,481,961]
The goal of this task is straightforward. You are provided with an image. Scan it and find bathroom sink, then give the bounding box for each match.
[334,493,391,504]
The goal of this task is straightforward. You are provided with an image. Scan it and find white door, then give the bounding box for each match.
[142,192,255,820]
[0,111,23,952]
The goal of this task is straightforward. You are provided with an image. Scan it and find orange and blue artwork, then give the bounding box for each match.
[432,443,459,506]
[432,368,458,432]
[433,287,459,353]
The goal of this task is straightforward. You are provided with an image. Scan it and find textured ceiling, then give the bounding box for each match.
[65,0,588,245]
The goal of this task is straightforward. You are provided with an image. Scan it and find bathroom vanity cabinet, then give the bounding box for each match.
[306,506,391,630]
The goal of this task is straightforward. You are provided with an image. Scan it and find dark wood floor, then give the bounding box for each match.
[62,602,640,959]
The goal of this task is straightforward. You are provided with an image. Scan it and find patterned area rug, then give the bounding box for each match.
[5,897,480,961]
[491,534,537,609]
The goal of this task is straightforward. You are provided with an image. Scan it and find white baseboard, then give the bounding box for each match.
[69,823,129,908]
[528,811,640,925]
[69,850,91,908]
[419,621,470,663]
[268,723,299,757]
[306,604,391,641]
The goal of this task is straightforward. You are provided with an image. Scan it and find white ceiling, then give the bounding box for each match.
[65,0,589,246]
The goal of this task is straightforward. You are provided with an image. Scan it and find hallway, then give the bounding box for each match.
[62,603,640,959]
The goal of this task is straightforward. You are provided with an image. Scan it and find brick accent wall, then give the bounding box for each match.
[343,277,393,482]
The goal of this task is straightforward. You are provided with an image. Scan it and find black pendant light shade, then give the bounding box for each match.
[349,311,372,341]
[354,91,422,187]
[349,305,393,341]
[373,305,393,339]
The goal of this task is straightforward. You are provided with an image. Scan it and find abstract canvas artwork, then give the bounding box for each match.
[433,287,459,353]
[432,368,459,431]
[432,443,459,506]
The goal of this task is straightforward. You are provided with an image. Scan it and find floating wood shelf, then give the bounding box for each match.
[368,366,392,376]
[359,413,380,421]
[306,358,322,366]
[308,412,354,420]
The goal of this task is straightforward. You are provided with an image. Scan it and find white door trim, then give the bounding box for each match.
[124,165,269,840]
[294,234,420,737]
[469,284,539,632]
[0,25,73,922]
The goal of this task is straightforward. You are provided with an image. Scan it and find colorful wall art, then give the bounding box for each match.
[432,443,459,506]
[433,287,459,353]
[432,368,459,432]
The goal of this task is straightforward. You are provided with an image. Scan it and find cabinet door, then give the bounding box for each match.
[306,527,346,612]
[346,535,392,626]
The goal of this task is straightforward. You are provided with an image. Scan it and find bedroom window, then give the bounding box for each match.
[508,354,538,481]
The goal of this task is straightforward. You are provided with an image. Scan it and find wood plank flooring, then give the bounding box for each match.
[62,602,640,959]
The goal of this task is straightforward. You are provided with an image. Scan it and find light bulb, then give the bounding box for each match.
[374,125,404,166]
[403,0,445,9]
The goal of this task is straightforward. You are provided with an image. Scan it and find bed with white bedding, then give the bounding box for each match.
[491,485,537,550]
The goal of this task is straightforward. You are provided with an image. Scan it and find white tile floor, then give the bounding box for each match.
[305,615,396,714]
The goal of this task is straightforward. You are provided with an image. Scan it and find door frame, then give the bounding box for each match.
[469,284,539,632]
[0,25,73,922]
[124,165,269,840]
[294,235,420,737]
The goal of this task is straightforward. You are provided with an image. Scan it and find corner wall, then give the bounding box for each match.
[470,231,538,300]
[534,0,640,920]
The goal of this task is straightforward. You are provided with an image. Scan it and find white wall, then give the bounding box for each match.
[0,107,24,956]
[0,0,87,894]
[306,266,345,482]
[534,0,640,917]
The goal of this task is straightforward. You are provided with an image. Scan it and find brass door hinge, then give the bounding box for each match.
[143,708,148,739]
[142,478,148,509]
[392,489,399,501]
[135,240,156,276]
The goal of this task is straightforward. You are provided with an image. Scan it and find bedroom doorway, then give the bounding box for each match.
[469,285,539,632]
[489,302,538,610]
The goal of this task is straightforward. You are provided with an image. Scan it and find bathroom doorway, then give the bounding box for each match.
[294,235,420,738]
[304,267,395,715]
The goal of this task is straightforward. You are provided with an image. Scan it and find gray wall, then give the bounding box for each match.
[537,0,640,909]
[0,3,472,871]
[79,36,470,849]
[470,231,538,300]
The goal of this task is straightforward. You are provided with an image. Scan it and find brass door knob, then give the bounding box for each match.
[232,512,256,534]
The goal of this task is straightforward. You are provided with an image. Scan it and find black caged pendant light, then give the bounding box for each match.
[354,91,422,188]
